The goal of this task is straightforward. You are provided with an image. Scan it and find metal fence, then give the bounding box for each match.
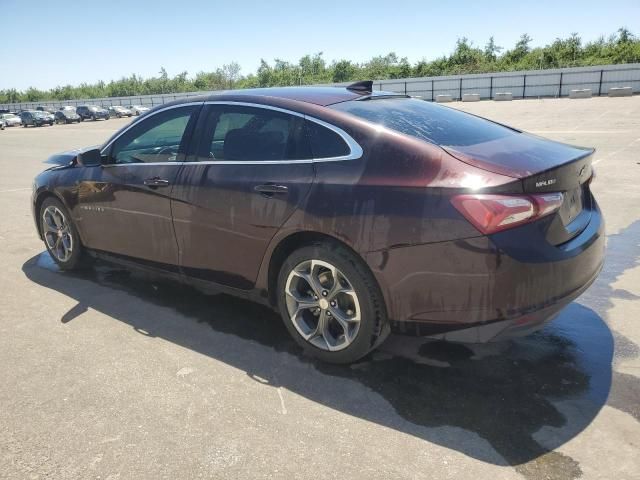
[1,63,638,111]
[369,63,640,100]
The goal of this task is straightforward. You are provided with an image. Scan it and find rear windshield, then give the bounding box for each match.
[330,97,515,147]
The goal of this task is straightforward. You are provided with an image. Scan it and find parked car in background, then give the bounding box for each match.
[0,113,22,127]
[59,106,77,112]
[108,106,133,118]
[54,109,81,124]
[20,110,54,127]
[76,105,110,121]
[127,105,150,116]
[31,83,604,363]
[36,106,57,114]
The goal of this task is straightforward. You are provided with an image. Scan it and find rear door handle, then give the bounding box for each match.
[143,177,170,187]
[254,184,289,196]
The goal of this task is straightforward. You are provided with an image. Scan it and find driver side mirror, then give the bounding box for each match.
[76,148,103,167]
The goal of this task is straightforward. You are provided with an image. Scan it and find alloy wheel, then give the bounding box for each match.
[42,206,73,262]
[285,259,361,351]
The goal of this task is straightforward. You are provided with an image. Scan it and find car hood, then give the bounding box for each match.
[44,145,99,165]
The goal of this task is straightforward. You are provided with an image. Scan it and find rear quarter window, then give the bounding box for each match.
[305,120,350,158]
[330,98,515,147]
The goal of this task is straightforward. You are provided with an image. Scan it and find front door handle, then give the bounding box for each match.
[254,184,289,196]
[143,177,170,187]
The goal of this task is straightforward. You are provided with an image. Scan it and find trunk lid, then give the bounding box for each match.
[443,134,595,245]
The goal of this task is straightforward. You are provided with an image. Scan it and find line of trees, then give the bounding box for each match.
[2,28,639,104]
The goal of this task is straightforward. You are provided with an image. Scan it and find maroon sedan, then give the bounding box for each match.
[32,81,604,363]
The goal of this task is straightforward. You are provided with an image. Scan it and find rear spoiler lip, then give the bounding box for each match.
[442,143,595,180]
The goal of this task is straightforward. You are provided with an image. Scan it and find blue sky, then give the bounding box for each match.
[1,0,638,90]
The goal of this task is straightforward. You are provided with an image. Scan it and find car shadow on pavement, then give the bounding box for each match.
[23,251,618,480]
[24,219,640,480]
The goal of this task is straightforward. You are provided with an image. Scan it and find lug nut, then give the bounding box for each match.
[322,290,328,297]
[326,311,332,317]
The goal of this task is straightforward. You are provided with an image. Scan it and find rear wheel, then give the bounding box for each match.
[277,243,388,364]
[40,197,84,271]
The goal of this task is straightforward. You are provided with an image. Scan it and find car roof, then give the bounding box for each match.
[169,85,398,108]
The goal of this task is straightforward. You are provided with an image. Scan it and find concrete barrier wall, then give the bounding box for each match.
[569,89,592,99]
[494,92,513,101]
[609,87,633,97]
[435,95,453,103]
[462,93,480,102]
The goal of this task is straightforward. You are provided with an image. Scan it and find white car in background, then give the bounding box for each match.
[0,113,22,127]
[126,105,150,116]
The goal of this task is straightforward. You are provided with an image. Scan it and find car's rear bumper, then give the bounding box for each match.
[364,202,605,341]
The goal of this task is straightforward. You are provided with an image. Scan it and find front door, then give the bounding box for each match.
[75,104,201,269]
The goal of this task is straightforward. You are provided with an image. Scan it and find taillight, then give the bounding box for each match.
[451,193,564,234]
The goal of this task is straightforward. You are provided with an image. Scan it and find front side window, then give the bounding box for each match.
[198,105,310,161]
[110,105,196,164]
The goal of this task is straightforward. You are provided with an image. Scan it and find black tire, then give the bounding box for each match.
[277,242,388,364]
[80,116,84,122]
[92,114,97,121]
[40,197,85,271]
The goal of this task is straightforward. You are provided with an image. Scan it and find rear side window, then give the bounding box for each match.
[330,98,515,147]
[305,120,350,158]
[198,105,311,161]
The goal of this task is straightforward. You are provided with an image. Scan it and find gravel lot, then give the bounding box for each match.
[1,97,639,480]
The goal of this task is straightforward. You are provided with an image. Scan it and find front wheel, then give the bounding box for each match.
[40,197,85,270]
[277,243,388,364]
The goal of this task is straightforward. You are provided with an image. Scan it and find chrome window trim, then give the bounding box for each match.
[99,100,363,165]
[102,161,185,168]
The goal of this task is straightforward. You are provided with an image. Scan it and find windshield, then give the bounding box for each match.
[330,97,515,148]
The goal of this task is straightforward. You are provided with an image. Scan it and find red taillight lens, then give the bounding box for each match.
[451,193,564,234]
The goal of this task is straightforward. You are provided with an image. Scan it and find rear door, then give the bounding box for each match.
[170,103,315,289]
[76,104,201,268]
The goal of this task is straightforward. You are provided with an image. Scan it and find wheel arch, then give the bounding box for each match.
[34,190,70,239]
[264,230,385,314]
